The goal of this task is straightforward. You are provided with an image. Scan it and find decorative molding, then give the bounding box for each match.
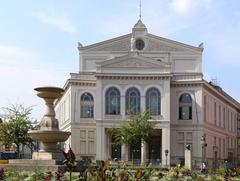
[104,58,158,68]
[64,80,96,91]
[83,39,131,52]
[172,74,203,81]
[171,81,203,88]
[70,73,96,81]
[95,73,172,80]
[146,39,184,52]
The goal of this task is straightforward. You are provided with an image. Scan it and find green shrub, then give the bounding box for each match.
[216,167,226,176]
[4,169,29,181]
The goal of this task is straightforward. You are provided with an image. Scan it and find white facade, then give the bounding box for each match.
[55,20,240,168]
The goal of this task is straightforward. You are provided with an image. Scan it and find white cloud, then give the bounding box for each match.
[170,0,212,15]
[31,10,76,33]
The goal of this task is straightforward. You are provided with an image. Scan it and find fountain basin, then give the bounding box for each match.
[28,130,71,143]
[34,86,64,99]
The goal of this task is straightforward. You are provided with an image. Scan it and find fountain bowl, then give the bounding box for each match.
[34,86,64,99]
[28,130,71,143]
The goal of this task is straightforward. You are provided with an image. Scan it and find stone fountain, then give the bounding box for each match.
[28,86,71,161]
[0,86,71,171]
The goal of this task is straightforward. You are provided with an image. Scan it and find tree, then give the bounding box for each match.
[110,111,155,148]
[0,104,34,158]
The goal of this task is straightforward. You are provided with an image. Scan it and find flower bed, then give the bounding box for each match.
[1,164,240,180]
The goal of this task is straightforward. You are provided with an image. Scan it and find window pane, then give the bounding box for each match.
[179,93,192,120]
[106,87,120,115]
[146,88,161,115]
[81,92,94,118]
[126,87,140,114]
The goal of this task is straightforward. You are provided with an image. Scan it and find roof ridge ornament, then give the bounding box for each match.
[139,0,142,20]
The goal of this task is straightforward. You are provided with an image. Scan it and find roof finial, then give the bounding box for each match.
[139,0,142,20]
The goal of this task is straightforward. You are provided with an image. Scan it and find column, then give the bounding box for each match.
[96,125,106,160]
[162,127,170,167]
[185,147,192,170]
[121,144,129,162]
[141,140,147,165]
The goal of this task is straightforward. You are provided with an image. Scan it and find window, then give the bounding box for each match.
[214,102,217,125]
[105,87,120,115]
[146,88,161,115]
[80,92,94,118]
[219,105,221,126]
[204,95,207,122]
[135,39,145,50]
[126,87,140,114]
[179,93,192,120]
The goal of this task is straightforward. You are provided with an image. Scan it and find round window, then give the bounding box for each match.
[135,39,145,50]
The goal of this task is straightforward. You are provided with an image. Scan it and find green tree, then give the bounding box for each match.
[111,111,155,147]
[0,104,34,158]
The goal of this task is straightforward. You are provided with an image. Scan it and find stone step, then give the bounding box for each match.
[8,159,63,165]
[0,163,66,172]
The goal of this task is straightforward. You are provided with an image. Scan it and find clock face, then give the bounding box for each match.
[135,39,145,50]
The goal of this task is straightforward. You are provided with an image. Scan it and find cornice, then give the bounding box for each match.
[78,33,132,51]
[171,81,203,87]
[203,80,240,110]
[95,73,172,80]
[147,33,203,53]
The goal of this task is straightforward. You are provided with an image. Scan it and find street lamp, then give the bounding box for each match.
[201,136,207,170]
[165,149,169,167]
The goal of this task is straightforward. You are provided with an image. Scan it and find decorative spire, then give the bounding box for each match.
[139,0,142,20]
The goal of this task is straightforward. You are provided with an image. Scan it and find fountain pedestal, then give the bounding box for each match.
[28,86,71,161]
[0,86,71,171]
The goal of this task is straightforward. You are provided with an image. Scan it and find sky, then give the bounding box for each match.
[0,0,239,121]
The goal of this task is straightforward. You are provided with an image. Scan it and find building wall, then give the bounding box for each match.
[202,87,238,167]
[170,85,203,165]
[54,22,239,166]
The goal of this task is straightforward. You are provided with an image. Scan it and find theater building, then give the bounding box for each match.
[55,20,240,167]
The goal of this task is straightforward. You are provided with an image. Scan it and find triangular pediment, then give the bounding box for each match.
[78,33,202,53]
[79,34,132,52]
[96,53,171,73]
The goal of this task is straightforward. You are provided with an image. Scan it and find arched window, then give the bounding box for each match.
[146,88,161,115]
[126,87,140,114]
[80,92,94,118]
[105,87,121,115]
[179,93,192,120]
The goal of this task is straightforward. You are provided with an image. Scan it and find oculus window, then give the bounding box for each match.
[179,93,192,120]
[80,92,94,118]
[105,87,121,115]
[135,39,145,50]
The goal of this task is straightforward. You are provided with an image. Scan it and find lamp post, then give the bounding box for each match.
[201,136,207,170]
[165,149,169,167]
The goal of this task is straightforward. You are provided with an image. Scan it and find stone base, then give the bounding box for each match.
[0,159,66,172]
[32,151,64,161]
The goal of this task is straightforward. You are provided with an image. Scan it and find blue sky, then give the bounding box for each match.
[0,0,239,120]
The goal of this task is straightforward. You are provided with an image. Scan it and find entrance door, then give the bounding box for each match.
[111,136,121,161]
[148,136,161,164]
[130,140,141,165]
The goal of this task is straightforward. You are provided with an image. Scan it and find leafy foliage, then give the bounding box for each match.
[110,111,155,146]
[3,165,240,180]
[62,147,76,181]
[0,104,34,158]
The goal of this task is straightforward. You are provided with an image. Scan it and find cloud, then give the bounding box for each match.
[170,0,212,15]
[31,9,76,33]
